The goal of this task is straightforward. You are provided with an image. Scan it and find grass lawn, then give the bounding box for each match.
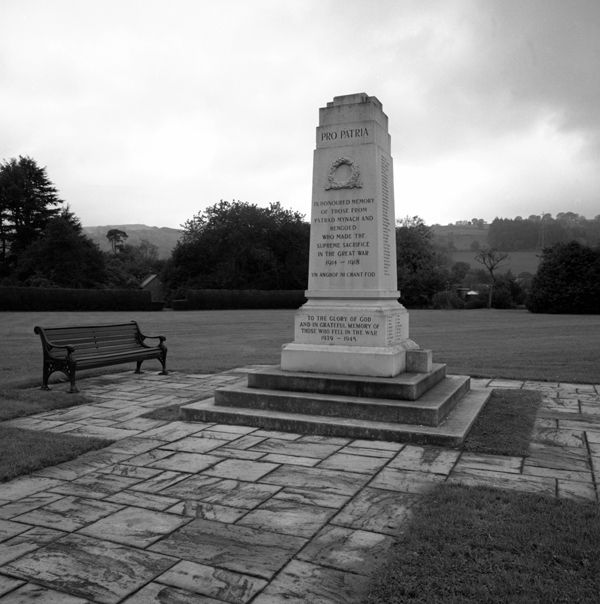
[0,388,92,421]
[365,483,600,603]
[463,389,541,456]
[0,388,110,482]
[0,426,111,482]
[2,308,600,386]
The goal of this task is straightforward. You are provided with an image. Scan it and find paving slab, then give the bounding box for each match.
[156,560,268,604]
[160,436,232,453]
[14,496,123,532]
[259,465,370,496]
[387,445,460,475]
[203,458,279,481]
[0,527,65,566]
[0,575,25,598]
[0,583,90,603]
[121,582,221,603]
[297,524,395,575]
[48,472,142,499]
[237,499,336,538]
[0,519,30,543]
[331,487,420,535]
[0,492,64,520]
[79,507,191,547]
[317,452,389,474]
[0,477,65,501]
[272,486,351,509]
[252,559,366,604]
[129,470,191,494]
[150,518,306,579]
[148,452,222,474]
[161,477,281,510]
[105,489,181,512]
[167,500,247,523]
[3,533,177,604]
[370,467,445,494]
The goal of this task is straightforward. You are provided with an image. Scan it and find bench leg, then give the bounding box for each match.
[135,361,143,374]
[68,375,79,393]
[159,352,168,375]
[41,364,52,390]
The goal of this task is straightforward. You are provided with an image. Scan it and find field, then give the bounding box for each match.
[4,308,600,386]
[450,249,541,275]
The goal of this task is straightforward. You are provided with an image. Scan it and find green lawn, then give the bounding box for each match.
[0,427,111,482]
[3,308,600,386]
[0,388,91,421]
[365,484,600,603]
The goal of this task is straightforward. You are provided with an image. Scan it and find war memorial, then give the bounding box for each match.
[183,93,490,445]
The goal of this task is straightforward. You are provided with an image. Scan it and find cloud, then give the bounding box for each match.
[0,0,598,227]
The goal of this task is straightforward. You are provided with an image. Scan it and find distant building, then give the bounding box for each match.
[140,274,164,303]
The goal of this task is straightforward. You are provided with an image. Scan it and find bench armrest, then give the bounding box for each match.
[143,334,166,343]
[34,326,75,355]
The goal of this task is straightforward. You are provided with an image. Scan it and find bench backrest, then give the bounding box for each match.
[35,322,142,355]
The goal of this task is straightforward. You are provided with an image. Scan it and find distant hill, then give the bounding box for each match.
[83,224,182,259]
[431,223,489,251]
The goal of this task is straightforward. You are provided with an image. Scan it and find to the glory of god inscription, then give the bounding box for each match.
[281,93,419,377]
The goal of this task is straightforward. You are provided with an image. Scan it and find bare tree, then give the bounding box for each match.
[474,248,509,308]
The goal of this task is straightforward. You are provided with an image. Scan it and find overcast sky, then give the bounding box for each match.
[1,0,599,228]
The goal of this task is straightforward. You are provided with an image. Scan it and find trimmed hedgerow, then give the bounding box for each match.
[0,286,154,311]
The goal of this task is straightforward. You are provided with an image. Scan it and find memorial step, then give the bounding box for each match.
[215,375,469,426]
[247,363,446,401]
[180,387,491,447]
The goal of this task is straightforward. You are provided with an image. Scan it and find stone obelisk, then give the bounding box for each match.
[281,93,427,377]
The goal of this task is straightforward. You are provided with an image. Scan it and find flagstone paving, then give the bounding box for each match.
[0,367,598,602]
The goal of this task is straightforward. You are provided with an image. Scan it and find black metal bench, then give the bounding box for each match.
[34,321,168,392]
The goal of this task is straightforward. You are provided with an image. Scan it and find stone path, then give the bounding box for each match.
[0,368,598,603]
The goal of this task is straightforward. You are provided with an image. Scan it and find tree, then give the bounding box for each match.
[396,216,449,307]
[474,248,509,308]
[15,209,107,288]
[0,156,62,262]
[103,239,163,288]
[164,200,310,293]
[450,261,470,284]
[527,242,600,314]
[106,229,128,254]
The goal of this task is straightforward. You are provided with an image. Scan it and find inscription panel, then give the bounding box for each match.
[295,309,406,347]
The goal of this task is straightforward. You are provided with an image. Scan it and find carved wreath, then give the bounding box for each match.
[325,157,362,190]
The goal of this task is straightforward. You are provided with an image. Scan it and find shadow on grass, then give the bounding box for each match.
[463,389,542,456]
[365,483,600,604]
[0,427,112,482]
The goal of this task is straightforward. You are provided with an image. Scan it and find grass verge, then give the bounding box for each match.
[365,483,600,604]
[463,389,542,456]
[0,426,112,482]
[0,388,92,422]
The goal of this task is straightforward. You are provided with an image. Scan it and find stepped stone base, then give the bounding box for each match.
[180,364,491,447]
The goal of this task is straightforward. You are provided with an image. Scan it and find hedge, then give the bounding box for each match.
[0,287,157,311]
[174,289,306,310]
